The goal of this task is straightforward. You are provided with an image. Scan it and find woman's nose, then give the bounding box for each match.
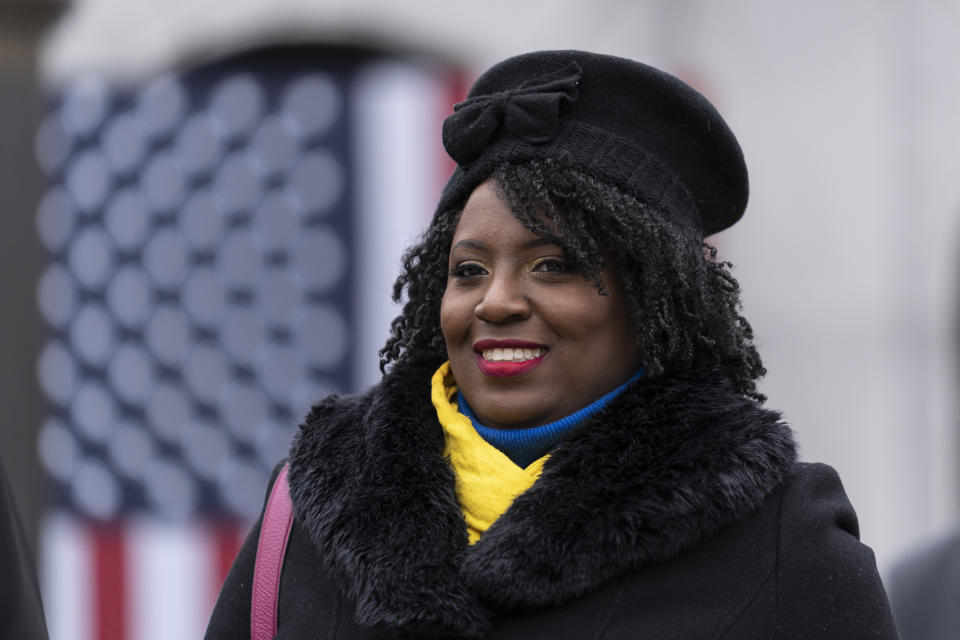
[474,272,530,324]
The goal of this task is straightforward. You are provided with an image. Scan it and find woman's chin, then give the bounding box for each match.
[470,402,552,430]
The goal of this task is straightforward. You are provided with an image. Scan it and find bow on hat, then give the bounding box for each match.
[442,62,582,166]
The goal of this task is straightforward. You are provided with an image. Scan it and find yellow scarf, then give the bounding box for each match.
[431,362,548,544]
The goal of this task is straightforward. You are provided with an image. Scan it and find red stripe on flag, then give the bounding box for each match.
[201,520,237,627]
[212,520,244,592]
[206,518,246,622]
[93,522,127,640]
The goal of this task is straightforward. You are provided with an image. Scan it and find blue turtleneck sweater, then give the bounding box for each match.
[457,369,643,467]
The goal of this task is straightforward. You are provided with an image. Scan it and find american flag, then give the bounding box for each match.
[34,47,462,640]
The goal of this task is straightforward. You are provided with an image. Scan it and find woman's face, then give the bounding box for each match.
[440,180,641,429]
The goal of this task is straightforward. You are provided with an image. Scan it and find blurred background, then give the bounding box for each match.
[1,0,958,637]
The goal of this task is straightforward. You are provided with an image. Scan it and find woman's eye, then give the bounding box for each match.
[451,262,487,278]
[532,258,574,274]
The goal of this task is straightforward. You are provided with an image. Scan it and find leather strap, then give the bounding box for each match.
[251,462,293,640]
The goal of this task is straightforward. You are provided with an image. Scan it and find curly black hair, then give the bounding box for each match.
[380,158,766,400]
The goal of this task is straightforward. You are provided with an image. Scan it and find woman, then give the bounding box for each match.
[206,51,899,639]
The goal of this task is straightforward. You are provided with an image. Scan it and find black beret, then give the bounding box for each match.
[437,50,748,236]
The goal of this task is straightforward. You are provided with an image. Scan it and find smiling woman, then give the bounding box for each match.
[440,180,640,430]
[206,51,899,640]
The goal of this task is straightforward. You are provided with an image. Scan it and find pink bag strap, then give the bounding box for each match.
[251,462,294,640]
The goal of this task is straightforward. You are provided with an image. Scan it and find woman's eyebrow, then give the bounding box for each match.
[451,239,484,251]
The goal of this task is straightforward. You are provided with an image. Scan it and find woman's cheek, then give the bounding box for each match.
[439,294,465,343]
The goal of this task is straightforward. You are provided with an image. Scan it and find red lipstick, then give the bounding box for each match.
[473,339,548,378]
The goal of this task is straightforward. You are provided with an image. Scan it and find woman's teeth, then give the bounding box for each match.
[481,347,545,362]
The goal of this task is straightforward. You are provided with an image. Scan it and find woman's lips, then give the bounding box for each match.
[473,340,548,378]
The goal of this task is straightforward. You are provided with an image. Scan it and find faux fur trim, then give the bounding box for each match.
[288,360,796,638]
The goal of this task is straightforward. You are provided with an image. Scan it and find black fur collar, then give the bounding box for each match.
[288,361,796,638]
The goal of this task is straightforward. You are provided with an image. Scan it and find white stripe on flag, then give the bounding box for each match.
[353,60,452,389]
[40,514,92,640]
[127,519,211,640]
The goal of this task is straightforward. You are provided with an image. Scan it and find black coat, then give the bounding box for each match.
[206,361,899,639]
[0,461,48,640]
